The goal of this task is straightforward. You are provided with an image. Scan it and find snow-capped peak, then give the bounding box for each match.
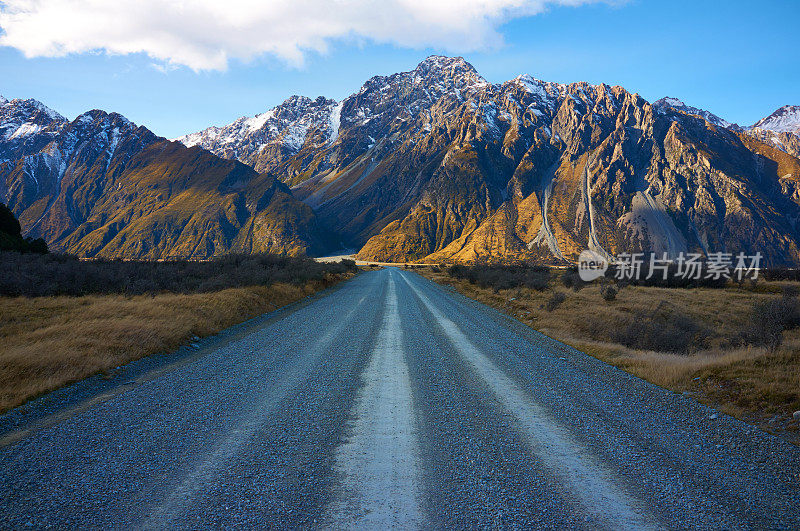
[415,55,476,75]
[0,95,7,105]
[412,55,487,90]
[72,109,135,130]
[30,99,65,122]
[175,95,339,160]
[653,97,733,129]
[656,97,685,108]
[752,105,800,135]
[514,74,546,94]
[7,98,66,122]
[0,97,68,143]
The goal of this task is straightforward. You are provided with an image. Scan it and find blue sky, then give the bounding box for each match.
[1,0,798,139]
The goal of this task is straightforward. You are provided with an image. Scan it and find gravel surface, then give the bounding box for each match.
[1,268,799,529]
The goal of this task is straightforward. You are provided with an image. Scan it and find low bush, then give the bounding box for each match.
[605,263,730,289]
[741,288,800,350]
[761,269,800,283]
[600,284,617,301]
[612,303,710,354]
[543,291,567,312]
[561,268,588,292]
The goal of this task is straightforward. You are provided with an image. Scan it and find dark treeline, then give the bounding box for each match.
[0,252,357,297]
[761,269,800,282]
[445,264,551,292]
[443,262,734,292]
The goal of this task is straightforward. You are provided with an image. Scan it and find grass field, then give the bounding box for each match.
[418,266,800,444]
[0,253,356,412]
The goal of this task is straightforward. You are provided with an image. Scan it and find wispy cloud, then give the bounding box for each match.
[0,0,617,71]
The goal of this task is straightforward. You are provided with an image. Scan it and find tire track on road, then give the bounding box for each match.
[399,271,658,530]
[325,271,424,529]
[141,294,371,529]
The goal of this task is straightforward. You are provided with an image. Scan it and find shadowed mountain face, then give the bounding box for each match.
[179,56,800,265]
[0,101,330,259]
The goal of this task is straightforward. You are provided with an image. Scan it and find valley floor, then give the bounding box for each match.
[1,268,797,528]
[418,267,800,445]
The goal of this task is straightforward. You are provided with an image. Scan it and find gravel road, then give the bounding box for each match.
[1,268,798,529]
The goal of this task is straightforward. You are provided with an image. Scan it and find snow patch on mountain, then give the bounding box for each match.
[105,127,120,171]
[179,126,221,147]
[653,97,734,129]
[329,100,344,144]
[753,105,800,135]
[244,110,276,133]
[175,95,338,159]
[514,75,550,99]
[33,146,69,186]
[7,122,44,140]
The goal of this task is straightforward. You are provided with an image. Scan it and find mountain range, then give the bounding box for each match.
[0,98,328,259]
[2,57,800,265]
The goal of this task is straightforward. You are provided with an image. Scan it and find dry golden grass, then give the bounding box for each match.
[0,278,348,412]
[419,268,800,443]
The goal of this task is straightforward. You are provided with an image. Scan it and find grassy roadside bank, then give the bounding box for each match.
[0,253,357,412]
[416,266,800,444]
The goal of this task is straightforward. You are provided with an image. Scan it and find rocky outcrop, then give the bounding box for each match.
[747,128,800,158]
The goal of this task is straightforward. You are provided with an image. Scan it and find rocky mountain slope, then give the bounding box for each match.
[0,97,330,259]
[177,95,340,173]
[652,97,739,130]
[177,56,800,266]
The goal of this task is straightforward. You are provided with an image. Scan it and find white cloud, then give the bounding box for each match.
[0,0,615,71]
